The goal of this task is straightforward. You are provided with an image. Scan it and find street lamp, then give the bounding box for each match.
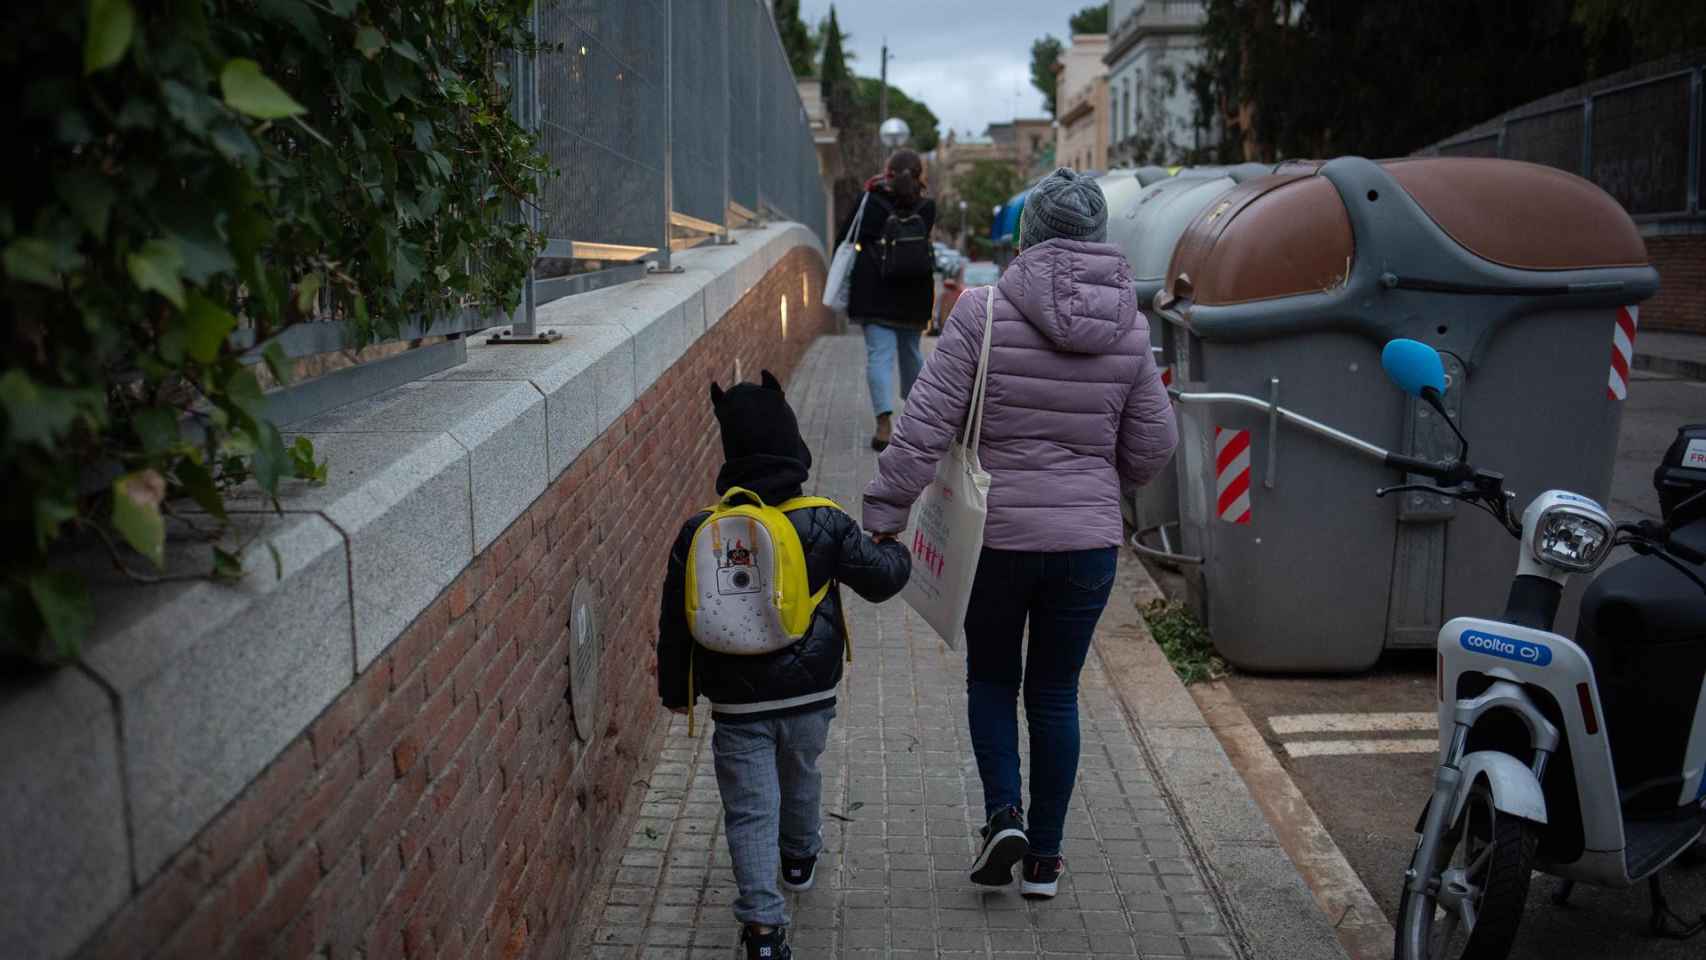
[880,117,910,151]
[958,199,968,253]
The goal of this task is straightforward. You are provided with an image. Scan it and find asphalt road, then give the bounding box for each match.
[1203,371,1706,960]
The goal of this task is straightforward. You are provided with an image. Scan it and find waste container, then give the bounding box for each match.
[1157,156,1658,672]
[1101,170,1245,550]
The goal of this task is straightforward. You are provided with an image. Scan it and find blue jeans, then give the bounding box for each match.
[860,321,923,417]
[711,708,834,926]
[963,546,1119,857]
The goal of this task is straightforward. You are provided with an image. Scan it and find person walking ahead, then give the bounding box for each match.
[839,149,937,452]
[861,168,1178,897]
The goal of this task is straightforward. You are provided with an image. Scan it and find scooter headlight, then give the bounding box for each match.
[1530,505,1613,572]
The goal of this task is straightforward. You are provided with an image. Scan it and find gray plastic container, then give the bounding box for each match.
[1158,156,1658,672]
[1100,171,1242,547]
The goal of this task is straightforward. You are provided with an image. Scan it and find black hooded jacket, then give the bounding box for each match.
[657,371,911,721]
[838,187,937,328]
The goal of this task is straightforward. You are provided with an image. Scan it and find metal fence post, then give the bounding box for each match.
[658,0,675,273]
[720,0,732,239]
[1689,67,1702,215]
[488,1,561,344]
[1581,95,1594,180]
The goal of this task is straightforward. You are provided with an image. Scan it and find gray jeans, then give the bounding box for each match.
[712,707,835,926]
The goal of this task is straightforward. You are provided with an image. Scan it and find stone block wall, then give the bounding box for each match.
[59,243,830,960]
[1644,233,1706,335]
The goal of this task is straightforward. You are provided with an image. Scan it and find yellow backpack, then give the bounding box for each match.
[685,487,841,654]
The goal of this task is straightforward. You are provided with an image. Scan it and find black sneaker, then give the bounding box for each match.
[1020,854,1065,898]
[781,852,817,892]
[742,925,791,960]
[970,806,1029,886]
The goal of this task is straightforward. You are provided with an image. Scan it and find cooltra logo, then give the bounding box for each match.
[1460,630,1553,667]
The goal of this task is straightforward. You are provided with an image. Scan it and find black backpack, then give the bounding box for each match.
[877,209,932,281]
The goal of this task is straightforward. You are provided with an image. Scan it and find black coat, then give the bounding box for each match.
[657,504,911,720]
[838,190,937,328]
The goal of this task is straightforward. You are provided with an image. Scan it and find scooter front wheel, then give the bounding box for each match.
[1396,781,1537,960]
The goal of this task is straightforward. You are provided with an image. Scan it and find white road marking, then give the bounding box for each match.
[1268,712,1437,735]
[1282,737,1439,758]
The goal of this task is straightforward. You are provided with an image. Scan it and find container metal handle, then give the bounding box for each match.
[1168,387,1392,464]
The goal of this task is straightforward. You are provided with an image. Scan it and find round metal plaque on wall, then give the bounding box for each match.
[567,578,601,743]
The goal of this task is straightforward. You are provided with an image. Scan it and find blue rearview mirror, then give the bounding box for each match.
[1381,339,1447,398]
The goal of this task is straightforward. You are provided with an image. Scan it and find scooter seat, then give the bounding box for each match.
[1576,522,1706,815]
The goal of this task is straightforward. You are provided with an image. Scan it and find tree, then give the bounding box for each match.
[1192,0,1631,161]
[855,77,940,153]
[950,159,1025,253]
[1127,65,1187,165]
[773,0,815,77]
[1574,0,1706,75]
[1030,35,1064,116]
[819,5,853,130]
[1070,4,1109,34]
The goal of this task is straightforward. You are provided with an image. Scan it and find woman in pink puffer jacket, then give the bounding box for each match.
[863,168,1178,897]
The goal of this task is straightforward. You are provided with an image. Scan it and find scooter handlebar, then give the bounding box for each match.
[1384,452,1454,482]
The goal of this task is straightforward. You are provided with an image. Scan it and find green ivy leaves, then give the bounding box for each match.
[220,59,307,119]
[84,0,136,75]
[6,0,545,662]
[127,238,186,308]
[112,470,167,568]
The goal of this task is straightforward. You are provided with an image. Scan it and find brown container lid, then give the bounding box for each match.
[1164,157,1650,308]
[1164,174,1354,307]
[1383,158,1648,271]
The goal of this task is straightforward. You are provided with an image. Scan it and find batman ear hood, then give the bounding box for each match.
[760,370,782,393]
[710,381,725,406]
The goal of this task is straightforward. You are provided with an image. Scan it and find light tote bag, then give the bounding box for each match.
[899,286,996,649]
[822,193,869,312]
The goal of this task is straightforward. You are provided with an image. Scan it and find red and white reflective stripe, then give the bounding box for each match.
[1215,427,1252,524]
[1160,365,1173,388]
[1608,305,1638,400]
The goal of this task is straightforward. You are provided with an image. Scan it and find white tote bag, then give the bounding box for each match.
[899,286,996,649]
[822,193,869,312]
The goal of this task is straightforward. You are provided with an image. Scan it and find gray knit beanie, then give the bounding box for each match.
[1019,167,1108,249]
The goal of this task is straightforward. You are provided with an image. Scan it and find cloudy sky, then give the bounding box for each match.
[797,1,1087,139]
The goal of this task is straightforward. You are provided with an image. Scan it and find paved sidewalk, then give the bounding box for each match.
[1635,330,1706,381]
[578,335,1241,958]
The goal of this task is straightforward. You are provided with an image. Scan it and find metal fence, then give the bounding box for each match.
[1432,65,1703,222]
[514,0,828,333]
[261,0,828,422]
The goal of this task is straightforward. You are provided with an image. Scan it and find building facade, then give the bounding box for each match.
[1054,33,1110,173]
[1104,0,1213,167]
[987,118,1057,180]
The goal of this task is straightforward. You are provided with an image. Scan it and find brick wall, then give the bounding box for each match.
[1644,233,1706,335]
[73,246,832,960]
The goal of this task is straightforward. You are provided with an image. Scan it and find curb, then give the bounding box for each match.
[1190,681,1395,960]
[1093,551,1351,960]
[1633,352,1706,382]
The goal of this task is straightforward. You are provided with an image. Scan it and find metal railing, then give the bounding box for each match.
[500,0,828,340]
[1430,63,1704,226]
[262,0,828,416]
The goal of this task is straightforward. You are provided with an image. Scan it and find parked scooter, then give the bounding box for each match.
[1375,339,1706,960]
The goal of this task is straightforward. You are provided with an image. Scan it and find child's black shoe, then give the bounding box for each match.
[742,924,791,959]
[781,852,817,891]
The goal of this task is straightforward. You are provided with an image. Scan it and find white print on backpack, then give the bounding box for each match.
[691,515,784,654]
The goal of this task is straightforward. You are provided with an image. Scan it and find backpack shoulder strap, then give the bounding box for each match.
[779,495,843,513]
